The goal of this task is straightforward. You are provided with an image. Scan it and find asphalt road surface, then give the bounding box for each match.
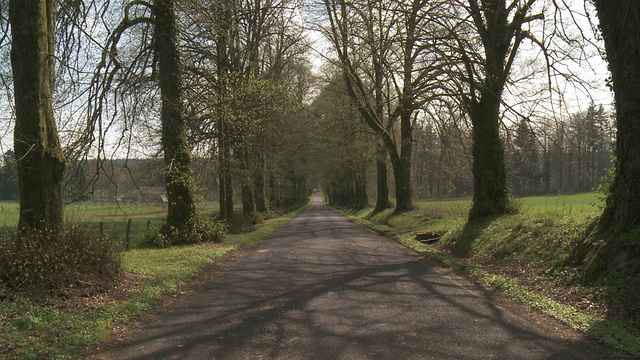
[99,194,617,359]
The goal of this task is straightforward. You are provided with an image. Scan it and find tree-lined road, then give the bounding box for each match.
[100,195,613,359]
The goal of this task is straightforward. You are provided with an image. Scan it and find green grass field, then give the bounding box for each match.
[413,192,603,216]
[0,202,220,249]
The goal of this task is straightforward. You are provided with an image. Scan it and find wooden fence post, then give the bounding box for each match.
[99,222,105,238]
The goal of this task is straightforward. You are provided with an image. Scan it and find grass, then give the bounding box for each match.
[337,192,640,357]
[0,206,305,360]
[0,202,221,249]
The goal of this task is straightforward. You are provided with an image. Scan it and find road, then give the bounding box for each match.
[99,195,616,359]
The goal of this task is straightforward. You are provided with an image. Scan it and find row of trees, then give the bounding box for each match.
[316,0,605,211]
[315,0,638,276]
[315,84,613,204]
[2,0,639,282]
[3,0,314,240]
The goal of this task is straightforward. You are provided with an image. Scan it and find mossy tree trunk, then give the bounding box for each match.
[154,0,196,230]
[214,1,234,222]
[582,1,640,279]
[468,98,509,218]
[9,0,66,237]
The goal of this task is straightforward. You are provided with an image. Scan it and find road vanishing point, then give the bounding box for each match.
[97,195,620,359]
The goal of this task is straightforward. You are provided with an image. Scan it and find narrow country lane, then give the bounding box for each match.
[98,195,616,359]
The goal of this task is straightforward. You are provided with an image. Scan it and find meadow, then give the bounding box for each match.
[0,202,219,248]
[413,192,602,215]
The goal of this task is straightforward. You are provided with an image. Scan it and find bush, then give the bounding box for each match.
[247,211,264,225]
[226,213,255,234]
[153,217,227,247]
[0,224,122,296]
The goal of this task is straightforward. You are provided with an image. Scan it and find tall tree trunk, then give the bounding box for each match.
[10,0,66,236]
[254,153,267,213]
[215,1,234,221]
[396,108,413,212]
[465,0,526,220]
[218,125,233,221]
[371,12,390,213]
[155,0,196,230]
[239,149,255,217]
[582,1,640,279]
[374,146,390,212]
[468,98,510,219]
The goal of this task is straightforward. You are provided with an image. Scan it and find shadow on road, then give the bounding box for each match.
[101,199,619,359]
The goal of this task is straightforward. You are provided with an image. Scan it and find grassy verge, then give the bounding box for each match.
[0,207,304,360]
[337,194,640,357]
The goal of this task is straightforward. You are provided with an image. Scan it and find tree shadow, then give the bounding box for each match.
[451,216,498,256]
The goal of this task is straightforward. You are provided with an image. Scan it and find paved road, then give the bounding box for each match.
[100,195,615,359]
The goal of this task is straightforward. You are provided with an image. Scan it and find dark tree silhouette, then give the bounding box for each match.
[583,0,640,279]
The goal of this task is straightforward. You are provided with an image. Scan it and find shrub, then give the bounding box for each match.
[0,224,122,297]
[225,213,255,234]
[153,217,227,247]
[247,211,264,225]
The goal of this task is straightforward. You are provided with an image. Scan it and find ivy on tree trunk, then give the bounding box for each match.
[154,0,196,230]
[9,0,66,237]
[468,99,510,219]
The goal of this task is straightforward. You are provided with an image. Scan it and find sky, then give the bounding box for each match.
[0,0,615,159]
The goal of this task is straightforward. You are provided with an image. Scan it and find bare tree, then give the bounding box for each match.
[442,0,542,219]
[322,0,447,212]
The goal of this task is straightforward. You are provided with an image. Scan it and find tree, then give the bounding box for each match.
[85,0,197,233]
[449,0,540,219]
[154,0,197,230]
[322,0,445,212]
[9,0,66,235]
[583,1,640,278]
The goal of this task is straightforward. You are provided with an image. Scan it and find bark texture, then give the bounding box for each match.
[374,148,391,212]
[468,100,510,218]
[9,0,66,235]
[583,0,640,279]
[155,0,196,229]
